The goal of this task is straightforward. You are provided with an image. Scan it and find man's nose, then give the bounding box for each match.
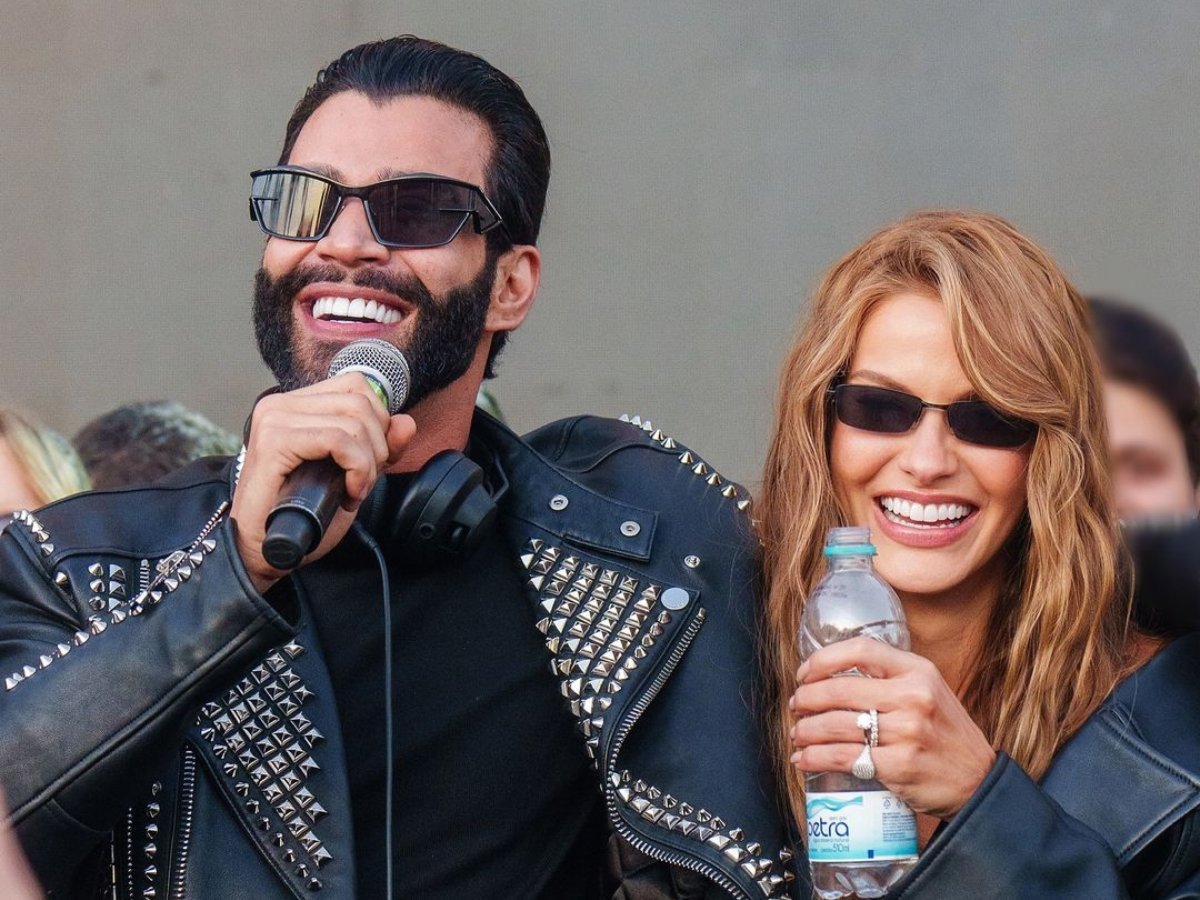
[897,409,959,483]
[314,198,389,264]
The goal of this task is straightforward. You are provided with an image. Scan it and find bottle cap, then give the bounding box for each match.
[823,525,877,557]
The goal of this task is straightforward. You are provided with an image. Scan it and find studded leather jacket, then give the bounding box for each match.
[0,412,804,900]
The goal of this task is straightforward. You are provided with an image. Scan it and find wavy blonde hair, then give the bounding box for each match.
[758,210,1134,821]
[0,407,90,507]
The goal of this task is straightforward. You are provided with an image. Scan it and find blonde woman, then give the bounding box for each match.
[759,211,1200,897]
[0,407,90,523]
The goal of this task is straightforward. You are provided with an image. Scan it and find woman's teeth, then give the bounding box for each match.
[312,297,402,325]
[879,497,974,528]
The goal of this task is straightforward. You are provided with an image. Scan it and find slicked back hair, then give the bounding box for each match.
[277,36,551,376]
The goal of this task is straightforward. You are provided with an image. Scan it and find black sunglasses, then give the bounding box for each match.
[249,166,507,249]
[829,383,1036,448]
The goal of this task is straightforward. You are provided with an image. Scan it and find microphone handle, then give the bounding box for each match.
[262,458,346,571]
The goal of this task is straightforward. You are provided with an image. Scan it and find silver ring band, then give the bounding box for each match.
[855,708,879,748]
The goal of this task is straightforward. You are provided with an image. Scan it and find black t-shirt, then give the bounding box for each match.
[309,472,605,899]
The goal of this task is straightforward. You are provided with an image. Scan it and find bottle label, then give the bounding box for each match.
[805,790,918,862]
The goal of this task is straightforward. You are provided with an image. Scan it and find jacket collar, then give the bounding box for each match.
[473,411,659,562]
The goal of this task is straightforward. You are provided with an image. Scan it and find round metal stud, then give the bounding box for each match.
[549,494,569,511]
[661,587,690,610]
[620,521,641,537]
[684,555,701,569]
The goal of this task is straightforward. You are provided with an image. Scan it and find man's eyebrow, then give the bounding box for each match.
[298,163,345,182]
[374,167,429,182]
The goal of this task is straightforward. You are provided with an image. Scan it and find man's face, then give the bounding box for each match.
[253,92,499,407]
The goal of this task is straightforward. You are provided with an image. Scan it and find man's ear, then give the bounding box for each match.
[486,245,540,334]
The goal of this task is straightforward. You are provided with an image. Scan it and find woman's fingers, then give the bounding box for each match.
[790,708,878,746]
[795,636,926,684]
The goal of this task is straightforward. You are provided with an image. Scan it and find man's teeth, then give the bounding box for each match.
[312,297,402,325]
[879,497,974,527]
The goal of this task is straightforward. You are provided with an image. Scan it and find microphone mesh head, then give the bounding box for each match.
[327,339,411,414]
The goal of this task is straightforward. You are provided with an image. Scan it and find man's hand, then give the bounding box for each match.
[232,373,416,594]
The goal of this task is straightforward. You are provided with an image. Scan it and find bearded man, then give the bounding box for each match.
[0,36,799,900]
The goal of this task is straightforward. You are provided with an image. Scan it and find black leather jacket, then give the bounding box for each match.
[891,630,1200,899]
[0,413,803,900]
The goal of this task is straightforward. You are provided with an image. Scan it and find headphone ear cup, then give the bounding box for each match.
[389,450,497,567]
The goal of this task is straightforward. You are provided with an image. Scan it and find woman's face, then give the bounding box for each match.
[1104,379,1198,520]
[0,438,40,522]
[830,293,1031,603]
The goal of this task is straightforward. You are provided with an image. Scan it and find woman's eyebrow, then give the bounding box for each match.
[846,369,978,401]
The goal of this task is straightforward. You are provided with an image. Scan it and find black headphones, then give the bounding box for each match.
[359,449,502,569]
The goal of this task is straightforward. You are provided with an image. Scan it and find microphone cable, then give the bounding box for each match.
[353,522,395,900]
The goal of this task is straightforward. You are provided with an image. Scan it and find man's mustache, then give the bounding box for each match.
[276,264,436,312]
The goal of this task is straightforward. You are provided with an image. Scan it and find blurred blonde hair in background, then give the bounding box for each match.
[0,406,90,508]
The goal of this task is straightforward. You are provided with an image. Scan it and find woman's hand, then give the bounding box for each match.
[789,636,996,820]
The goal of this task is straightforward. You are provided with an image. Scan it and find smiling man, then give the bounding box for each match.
[0,36,800,900]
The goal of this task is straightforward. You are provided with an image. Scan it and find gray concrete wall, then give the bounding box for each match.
[1,2,1197,485]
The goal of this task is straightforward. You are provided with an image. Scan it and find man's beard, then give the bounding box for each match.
[252,255,497,409]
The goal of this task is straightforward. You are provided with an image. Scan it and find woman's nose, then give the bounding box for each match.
[898,409,959,483]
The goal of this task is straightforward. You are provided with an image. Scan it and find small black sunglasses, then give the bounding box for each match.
[829,383,1036,448]
[249,166,507,249]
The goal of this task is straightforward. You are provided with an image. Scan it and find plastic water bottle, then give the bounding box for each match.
[799,527,918,898]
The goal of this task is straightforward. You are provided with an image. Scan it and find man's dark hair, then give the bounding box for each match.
[1090,297,1200,485]
[73,401,242,490]
[278,36,552,376]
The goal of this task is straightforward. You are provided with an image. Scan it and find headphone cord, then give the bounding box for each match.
[354,524,394,900]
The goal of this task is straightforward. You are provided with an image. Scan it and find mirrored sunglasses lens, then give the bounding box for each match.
[253,172,337,239]
[368,180,473,246]
[948,402,1036,447]
[835,386,921,433]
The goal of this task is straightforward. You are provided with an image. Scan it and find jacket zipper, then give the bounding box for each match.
[169,747,198,900]
[602,608,754,900]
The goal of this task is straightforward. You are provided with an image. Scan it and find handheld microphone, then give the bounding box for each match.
[261,338,411,571]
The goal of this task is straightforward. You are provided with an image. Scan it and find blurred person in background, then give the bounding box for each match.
[1089,297,1199,522]
[0,407,82,898]
[72,400,242,490]
[1090,297,1200,635]
[0,406,90,528]
[0,789,40,900]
